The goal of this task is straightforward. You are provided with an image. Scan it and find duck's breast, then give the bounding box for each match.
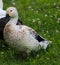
[4,24,17,43]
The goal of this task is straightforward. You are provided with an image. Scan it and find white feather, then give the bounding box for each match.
[0,8,6,19]
[0,0,3,9]
[39,41,49,50]
[0,0,6,19]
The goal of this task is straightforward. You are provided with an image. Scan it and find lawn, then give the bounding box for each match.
[0,0,60,65]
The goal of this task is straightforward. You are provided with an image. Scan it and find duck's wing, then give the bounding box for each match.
[17,19,23,25]
[22,26,45,42]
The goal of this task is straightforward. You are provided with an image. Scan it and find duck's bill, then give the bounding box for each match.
[0,9,6,19]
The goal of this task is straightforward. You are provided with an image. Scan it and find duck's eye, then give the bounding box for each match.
[10,10,13,12]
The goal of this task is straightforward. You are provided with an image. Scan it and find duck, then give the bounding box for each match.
[4,7,49,56]
[0,0,22,40]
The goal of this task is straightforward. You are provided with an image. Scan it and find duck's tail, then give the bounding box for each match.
[39,40,50,50]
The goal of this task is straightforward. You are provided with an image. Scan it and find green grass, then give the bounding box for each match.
[0,0,60,65]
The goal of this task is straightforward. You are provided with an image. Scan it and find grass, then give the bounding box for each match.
[0,0,60,65]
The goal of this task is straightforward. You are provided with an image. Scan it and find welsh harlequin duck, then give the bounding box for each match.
[4,7,49,57]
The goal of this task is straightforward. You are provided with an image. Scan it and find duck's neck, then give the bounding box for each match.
[0,0,3,9]
[8,16,18,25]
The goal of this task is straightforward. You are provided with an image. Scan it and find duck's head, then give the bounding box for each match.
[6,7,18,18]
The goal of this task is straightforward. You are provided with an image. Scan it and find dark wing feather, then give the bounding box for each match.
[35,34,45,42]
[17,19,23,25]
[27,28,45,42]
[0,30,3,40]
[0,14,10,40]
